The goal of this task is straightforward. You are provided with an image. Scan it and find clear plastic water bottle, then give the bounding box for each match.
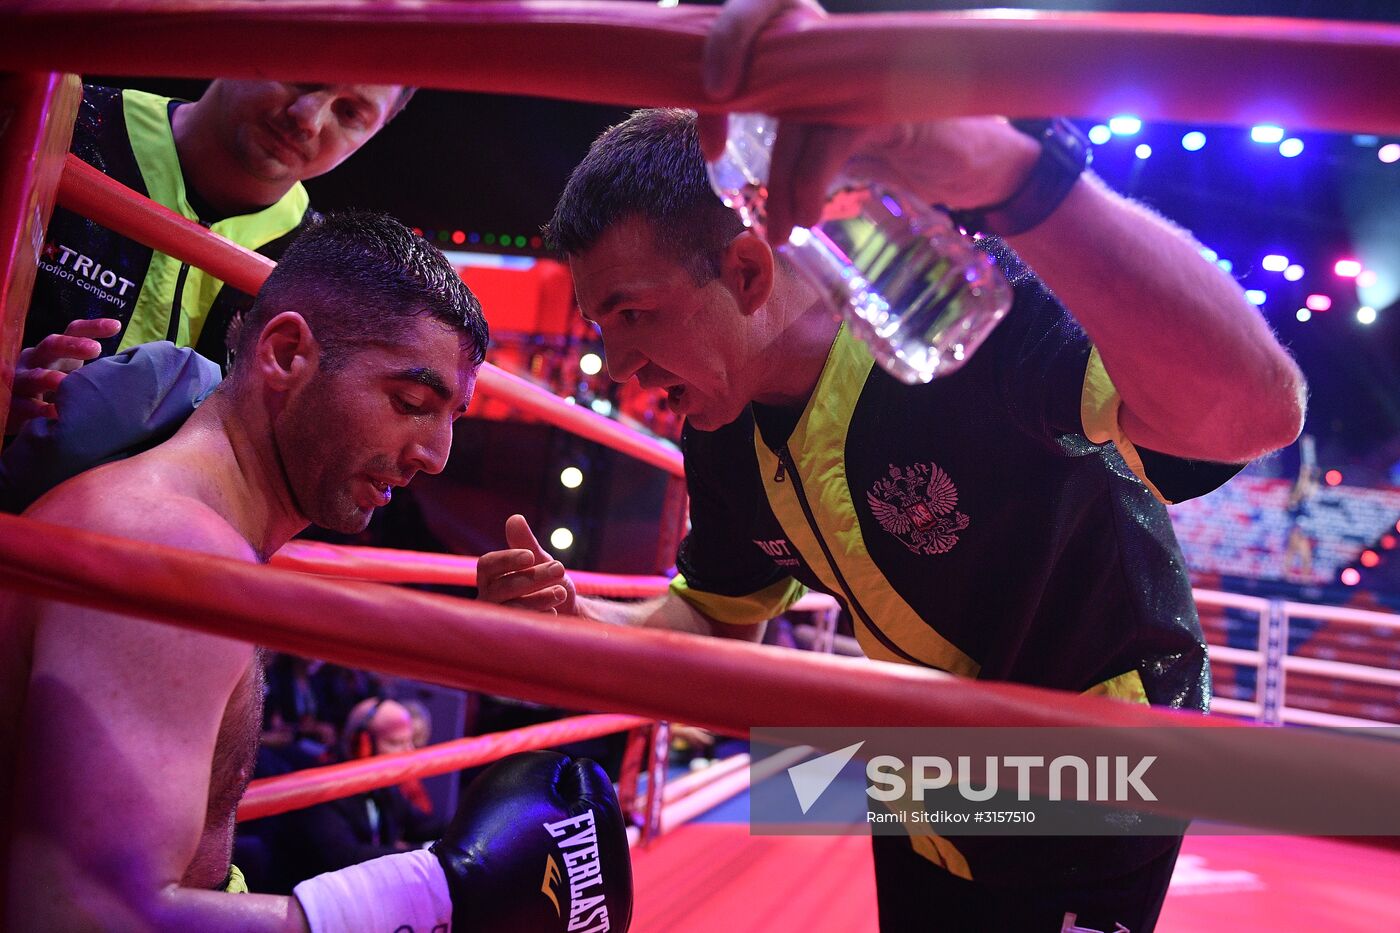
[707,113,1012,384]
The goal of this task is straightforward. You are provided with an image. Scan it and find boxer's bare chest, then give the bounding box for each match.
[182,649,267,889]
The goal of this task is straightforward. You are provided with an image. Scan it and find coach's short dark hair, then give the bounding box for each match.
[544,108,744,282]
[229,211,487,375]
[387,86,416,121]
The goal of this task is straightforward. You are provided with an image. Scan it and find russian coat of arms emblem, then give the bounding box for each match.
[865,462,970,555]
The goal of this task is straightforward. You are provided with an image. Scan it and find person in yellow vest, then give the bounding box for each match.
[9,80,412,433]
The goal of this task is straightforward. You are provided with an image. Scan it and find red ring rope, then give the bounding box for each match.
[272,540,672,598]
[2,512,1398,834]
[238,713,648,822]
[3,3,1398,134]
[57,154,274,295]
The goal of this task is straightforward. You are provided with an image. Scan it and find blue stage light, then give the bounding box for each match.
[1108,115,1142,136]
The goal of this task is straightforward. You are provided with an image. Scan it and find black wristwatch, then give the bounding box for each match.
[950,118,1091,238]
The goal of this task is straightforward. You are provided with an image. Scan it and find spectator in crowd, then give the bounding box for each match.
[282,698,445,885]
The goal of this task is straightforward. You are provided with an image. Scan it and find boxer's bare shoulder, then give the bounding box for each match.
[26,441,256,562]
[3,446,266,911]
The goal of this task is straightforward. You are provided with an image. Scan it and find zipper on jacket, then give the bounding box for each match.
[167,261,191,343]
[776,445,922,665]
[167,220,209,344]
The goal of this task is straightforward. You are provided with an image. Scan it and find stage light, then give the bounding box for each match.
[1334,259,1363,278]
[1379,143,1400,164]
[1361,550,1380,568]
[560,467,584,489]
[1341,568,1360,586]
[1325,469,1342,486]
[451,230,466,245]
[1382,535,1397,550]
[1279,138,1304,158]
[550,527,575,550]
[1353,134,1380,147]
[1261,254,1289,272]
[514,235,527,248]
[1357,269,1378,288]
[1244,289,1266,306]
[589,398,613,416]
[484,234,496,245]
[1306,294,1332,312]
[1181,131,1206,151]
[1295,308,1311,322]
[1250,124,1285,144]
[1135,144,1152,159]
[1358,306,1378,325]
[579,352,603,375]
[1088,124,1112,145]
[1284,264,1304,281]
[468,232,480,244]
[1217,259,1233,273]
[1199,248,1218,262]
[1108,115,1141,135]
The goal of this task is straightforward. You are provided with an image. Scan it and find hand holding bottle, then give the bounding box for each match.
[708,114,1014,383]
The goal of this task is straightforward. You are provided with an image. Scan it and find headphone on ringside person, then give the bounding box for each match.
[342,695,437,816]
[345,696,388,760]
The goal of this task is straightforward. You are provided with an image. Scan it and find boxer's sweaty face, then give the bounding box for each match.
[571,216,763,432]
[276,316,476,533]
[212,80,402,185]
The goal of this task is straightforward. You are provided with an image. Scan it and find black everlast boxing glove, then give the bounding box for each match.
[292,750,633,932]
[434,751,633,933]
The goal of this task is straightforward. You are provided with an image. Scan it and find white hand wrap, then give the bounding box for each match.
[293,848,453,933]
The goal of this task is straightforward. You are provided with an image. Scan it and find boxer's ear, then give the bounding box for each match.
[255,311,321,390]
[720,230,774,317]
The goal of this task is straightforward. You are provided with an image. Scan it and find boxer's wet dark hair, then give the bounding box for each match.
[545,108,744,283]
[228,210,487,374]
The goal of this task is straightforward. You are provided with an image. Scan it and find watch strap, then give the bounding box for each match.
[951,117,1091,238]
